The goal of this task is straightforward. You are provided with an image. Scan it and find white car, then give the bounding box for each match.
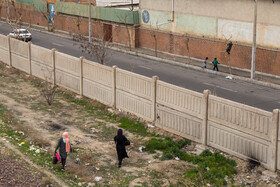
[9,29,32,42]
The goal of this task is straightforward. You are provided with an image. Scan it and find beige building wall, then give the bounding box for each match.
[140,0,280,48]
[140,0,280,26]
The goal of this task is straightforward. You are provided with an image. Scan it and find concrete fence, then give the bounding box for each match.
[0,34,279,171]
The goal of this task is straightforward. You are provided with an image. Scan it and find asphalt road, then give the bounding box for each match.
[1,22,280,112]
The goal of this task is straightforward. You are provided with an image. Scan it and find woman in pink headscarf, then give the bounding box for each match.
[55,132,71,170]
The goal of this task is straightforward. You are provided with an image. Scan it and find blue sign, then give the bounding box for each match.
[142,10,150,24]
[49,4,55,24]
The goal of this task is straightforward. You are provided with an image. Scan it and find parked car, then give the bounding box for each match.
[8,29,32,42]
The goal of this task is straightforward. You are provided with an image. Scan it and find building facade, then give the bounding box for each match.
[138,0,280,77]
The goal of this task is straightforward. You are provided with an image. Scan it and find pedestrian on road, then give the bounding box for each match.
[114,129,129,168]
[55,132,71,170]
[202,57,208,68]
[212,58,220,71]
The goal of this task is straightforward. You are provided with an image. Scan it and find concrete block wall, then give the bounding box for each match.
[0,33,280,171]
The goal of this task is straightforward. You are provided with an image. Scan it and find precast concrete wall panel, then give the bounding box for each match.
[116,69,153,120]
[208,121,269,162]
[157,81,203,116]
[10,38,29,73]
[208,95,273,169]
[83,79,113,106]
[10,38,28,57]
[116,90,152,120]
[83,59,112,87]
[0,35,9,64]
[31,45,52,80]
[156,104,202,142]
[156,80,203,142]
[11,52,29,73]
[116,69,153,99]
[82,59,113,106]
[31,45,52,66]
[55,52,80,76]
[208,95,271,138]
[55,52,80,93]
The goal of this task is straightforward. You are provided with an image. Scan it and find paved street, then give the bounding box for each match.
[1,22,280,112]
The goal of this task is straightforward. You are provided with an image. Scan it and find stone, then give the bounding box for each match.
[75,95,82,99]
[147,124,155,128]
[107,108,114,113]
[94,176,102,182]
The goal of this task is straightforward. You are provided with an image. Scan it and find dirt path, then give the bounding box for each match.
[0,138,67,187]
[1,62,280,186]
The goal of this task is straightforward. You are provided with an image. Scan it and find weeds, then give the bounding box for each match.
[118,117,150,137]
[144,138,237,186]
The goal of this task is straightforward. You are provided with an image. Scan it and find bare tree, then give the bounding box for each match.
[149,22,159,57]
[41,69,57,105]
[185,35,191,64]
[116,14,132,51]
[73,32,111,65]
[42,4,52,32]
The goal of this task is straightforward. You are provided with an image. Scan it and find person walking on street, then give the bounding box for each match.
[114,129,129,168]
[202,57,208,69]
[212,58,220,71]
[55,132,71,170]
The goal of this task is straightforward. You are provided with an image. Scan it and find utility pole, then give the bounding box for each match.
[251,0,257,79]
[88,0,91,42]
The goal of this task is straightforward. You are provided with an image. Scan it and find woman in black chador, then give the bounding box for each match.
[114,129,129,168]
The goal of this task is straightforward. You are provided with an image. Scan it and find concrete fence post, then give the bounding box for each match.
[80,56,84,96]
[202,90,210,145]
[28,42,32,75]
[51,48,56,85]
[7,36,12,67]
[112,66,117,109]
[152,76,158,122]
[271,109,279,171]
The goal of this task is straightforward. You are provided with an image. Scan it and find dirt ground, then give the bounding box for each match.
[0,60,280,187]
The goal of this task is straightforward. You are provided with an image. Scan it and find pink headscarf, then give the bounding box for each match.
[62,132,70,153]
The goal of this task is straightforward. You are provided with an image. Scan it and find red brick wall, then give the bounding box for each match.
[0,2,48,27]
[53,15,104,39]
[138,27,280,76]
[112,24,137,48]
